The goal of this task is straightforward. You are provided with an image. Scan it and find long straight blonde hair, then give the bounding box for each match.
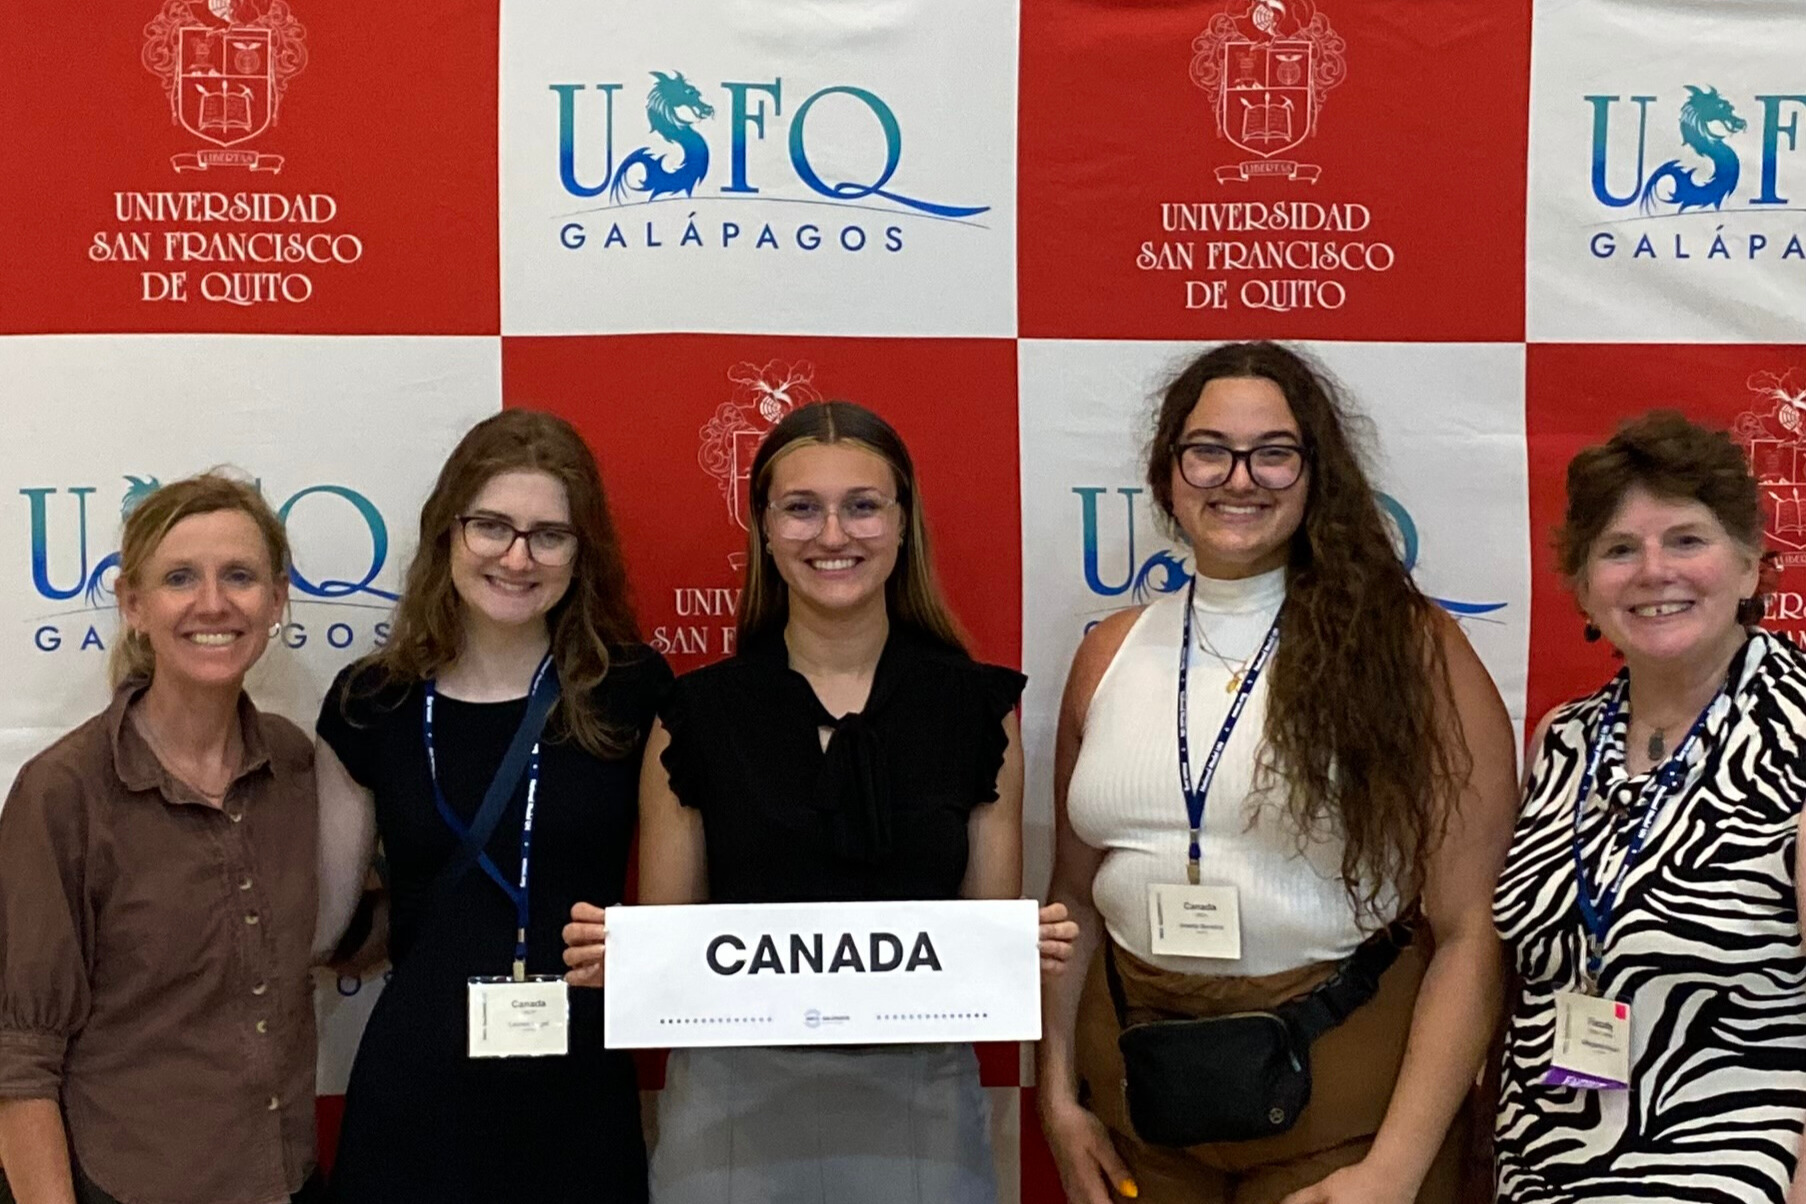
[737,401,966,653]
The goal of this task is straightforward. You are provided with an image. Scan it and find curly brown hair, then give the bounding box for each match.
[1556,409,1763,574]
[351,410,641,758]
[1147,342,1470,915]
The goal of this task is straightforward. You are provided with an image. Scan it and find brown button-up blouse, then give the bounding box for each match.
[0,682,318,1204]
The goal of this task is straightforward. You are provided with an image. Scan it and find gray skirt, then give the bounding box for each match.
[649,1043,997,1204]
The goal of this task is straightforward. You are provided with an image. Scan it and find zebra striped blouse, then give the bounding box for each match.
[1493,630,1806,1203]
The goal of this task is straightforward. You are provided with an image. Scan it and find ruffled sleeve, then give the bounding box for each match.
[972,663,1027,804]
[0,755,93,1099]
[657,674,708,811]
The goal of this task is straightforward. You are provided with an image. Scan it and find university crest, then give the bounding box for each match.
[142,0,308,172]
[1190,0,1347,183]
[698,361,824,567]
[1734,369,1806,570]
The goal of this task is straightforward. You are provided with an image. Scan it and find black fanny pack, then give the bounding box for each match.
[1105,919,1412,1147]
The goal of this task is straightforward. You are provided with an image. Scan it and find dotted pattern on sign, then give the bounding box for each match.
[875,1012,990,1021]
[658,1016,773,1026]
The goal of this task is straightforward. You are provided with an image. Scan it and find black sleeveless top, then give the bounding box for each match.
[659,625,1026,904]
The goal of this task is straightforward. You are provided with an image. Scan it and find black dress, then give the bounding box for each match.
[316,646,670,1204]
[659,624,1027,903]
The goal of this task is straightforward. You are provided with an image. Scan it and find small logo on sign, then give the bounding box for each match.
[142,0,308,173]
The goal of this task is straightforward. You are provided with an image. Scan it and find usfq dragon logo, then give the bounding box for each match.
[1190,0,1347,184]
[1734,369,1806,571]
[142,0,308,173]
[609,72,718,203]
[1637,86,1746,213]
[1588,85,1763,213]
[698,362,824,567]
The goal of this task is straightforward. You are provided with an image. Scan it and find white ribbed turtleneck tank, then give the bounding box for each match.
[1067,566,1389,976]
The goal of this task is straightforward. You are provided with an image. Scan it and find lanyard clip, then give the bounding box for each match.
[1581,936,1603,996]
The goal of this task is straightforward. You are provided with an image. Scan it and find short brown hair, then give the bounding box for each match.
[110,472,291,687]
[354,409,640,758]
[1556,410,1763,579]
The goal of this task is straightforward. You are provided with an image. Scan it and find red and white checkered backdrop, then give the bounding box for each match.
[4,0,1804,1195]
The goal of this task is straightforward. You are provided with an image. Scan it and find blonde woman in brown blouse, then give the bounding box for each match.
[0,474,321,1204]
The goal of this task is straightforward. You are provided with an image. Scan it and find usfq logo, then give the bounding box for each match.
[551,72,988,255]
[1190,0,1347,184]
[21,475,397,655]
[1586,85,1806,262]
[1073,486,1504,625]
[142,0,308,174]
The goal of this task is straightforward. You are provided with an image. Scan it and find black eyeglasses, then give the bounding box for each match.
[1173,442,1308,491]
[455,516,580,566]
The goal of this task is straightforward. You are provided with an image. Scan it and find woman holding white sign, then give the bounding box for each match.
[1038,342,1518,1204]
[1492,412,1806,1203]
[565,400,1072,1204]
[313,411,670,1204]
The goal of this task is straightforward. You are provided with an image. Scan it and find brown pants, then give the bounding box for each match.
[1074,938,1475,1204]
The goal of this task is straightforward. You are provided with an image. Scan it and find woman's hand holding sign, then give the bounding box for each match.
[562,901,607,988]
[1038,902,1079,975]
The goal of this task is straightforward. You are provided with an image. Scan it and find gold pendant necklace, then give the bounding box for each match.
[1195,625,1254,694]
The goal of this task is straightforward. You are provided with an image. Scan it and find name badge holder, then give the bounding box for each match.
[1544,675,1716,1091]
[1149,578,1280,960]
[424,654,571,1059]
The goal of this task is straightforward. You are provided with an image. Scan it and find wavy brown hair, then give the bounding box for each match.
[1556,410,1766,623]
[352,410,640,757]
[1147,342,1470,915]
[738,401,966,653]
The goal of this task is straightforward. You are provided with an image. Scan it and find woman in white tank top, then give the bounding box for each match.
[1036,343,1519,1204]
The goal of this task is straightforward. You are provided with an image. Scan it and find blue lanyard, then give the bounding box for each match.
[1570,672,1717,992]
[1177,575,1282,885]
[423,654,555,982]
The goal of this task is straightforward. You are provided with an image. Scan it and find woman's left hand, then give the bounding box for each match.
[1038,902,1080,975]
[1279,1161,1417,1204]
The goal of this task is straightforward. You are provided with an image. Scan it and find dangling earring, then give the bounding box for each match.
[1583,620,1601,643]
[1736,595,1765,627]
[268,622,283,639]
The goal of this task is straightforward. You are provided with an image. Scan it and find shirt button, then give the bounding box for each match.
[267,1096,280,1111]
[255,1019,269,1034]
[238,876,253,891]
[252,981,268,996]
[244,913,259,926]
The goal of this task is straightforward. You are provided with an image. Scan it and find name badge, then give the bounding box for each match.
[468,976,570,1059]
[1542,989,1630,1090]
[1147,883,1242,959]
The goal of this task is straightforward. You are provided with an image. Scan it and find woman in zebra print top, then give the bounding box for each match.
[1493,411,1806,1203]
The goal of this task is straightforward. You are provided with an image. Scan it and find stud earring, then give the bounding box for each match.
[1583,620,1601,643]
[268,622,283,639]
